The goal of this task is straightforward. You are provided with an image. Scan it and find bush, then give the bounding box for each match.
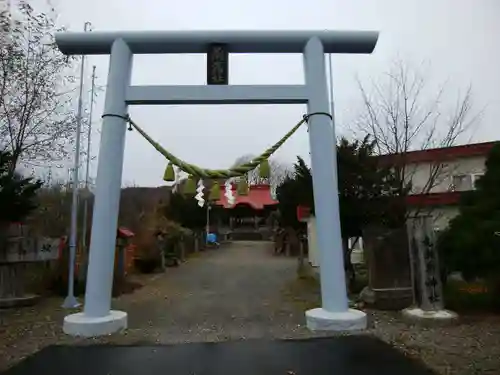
[22,261,57,296]
[134,258,158,274]
[132,208,192,273]
[48,265,142,297]
[444,280,500,313]
[438,143,500,284]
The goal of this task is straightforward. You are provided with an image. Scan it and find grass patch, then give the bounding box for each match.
[186,251,204,259]
[292,263,369,306]
[282,273,321,311]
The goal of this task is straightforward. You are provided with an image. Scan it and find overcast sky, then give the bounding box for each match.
[51,0,499,187]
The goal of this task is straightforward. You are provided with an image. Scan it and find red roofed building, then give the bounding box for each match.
[385,141,497,230]
[212,183,278,240]
[308,141,497,270]
[215,183,278,209]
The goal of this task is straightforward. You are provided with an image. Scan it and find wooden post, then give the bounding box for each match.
[297,237,305,274]
[194,233,200,253]
[154,234,166,272]
[161,252,166,270]
[116,245,126,279]
[179,236,186,262]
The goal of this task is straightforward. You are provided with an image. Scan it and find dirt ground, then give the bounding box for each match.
[1,241,499,374]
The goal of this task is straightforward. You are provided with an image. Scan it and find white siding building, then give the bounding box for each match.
[307,141,497,267]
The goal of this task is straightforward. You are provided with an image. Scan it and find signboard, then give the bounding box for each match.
[1,237,60,263]
[297,205,312,223]
[207,43,228,85]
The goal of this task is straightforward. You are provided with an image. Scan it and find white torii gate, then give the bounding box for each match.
[55,30,379,337]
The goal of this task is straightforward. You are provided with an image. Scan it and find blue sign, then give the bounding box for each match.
[207,233,217,244]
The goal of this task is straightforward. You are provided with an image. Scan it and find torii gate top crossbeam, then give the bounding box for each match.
[55,30,378,55]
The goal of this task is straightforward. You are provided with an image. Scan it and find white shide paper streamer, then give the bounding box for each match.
[195,179,205,207]
[224,180,235,207]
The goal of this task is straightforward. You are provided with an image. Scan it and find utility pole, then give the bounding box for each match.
[47,167,52,186]
[63,21,92,309]
[79,65,96,282]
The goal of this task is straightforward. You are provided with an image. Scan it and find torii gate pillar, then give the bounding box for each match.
[55,30,378,337]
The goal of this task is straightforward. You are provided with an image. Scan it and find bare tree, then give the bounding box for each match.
[356,59,481,215]
[231,154,291,193]
[355,60,483,306]
[28,179,73,237]
[0,1,78,171]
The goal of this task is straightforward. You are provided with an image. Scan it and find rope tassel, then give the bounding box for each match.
[259,159,270,179]
[209,181,221,201]
[163,162,175,182]
[237,178,249,196]
[183,175,197,195]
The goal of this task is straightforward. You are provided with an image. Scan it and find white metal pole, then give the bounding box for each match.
[80,38,132,319]
[303,37,366,330]
[63,21,91,309]
[304,38,348,312]
[78,65,96,283]
[327,53,335,120]
[81,66,96,251]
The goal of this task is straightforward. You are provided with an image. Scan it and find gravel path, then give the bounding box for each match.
[118,240,313,342]
[0,241,317,370]
[1,241,500,374]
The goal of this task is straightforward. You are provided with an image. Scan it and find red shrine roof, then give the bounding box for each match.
[117,227,135,238]
[215,183,278,210]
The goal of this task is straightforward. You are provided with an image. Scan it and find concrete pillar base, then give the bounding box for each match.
[402,307,458,326]
[305,308,367,331]
[63,310,127,337]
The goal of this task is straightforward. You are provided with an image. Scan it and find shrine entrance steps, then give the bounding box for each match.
[226,228,274,241]
[228,231,264,241]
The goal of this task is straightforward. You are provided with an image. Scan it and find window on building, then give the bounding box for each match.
[451,174,473,191]
[471,173,484,189]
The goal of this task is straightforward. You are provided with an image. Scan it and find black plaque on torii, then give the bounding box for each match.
[207,43,229,85]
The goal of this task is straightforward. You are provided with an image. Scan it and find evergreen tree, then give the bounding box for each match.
[0,149,42,299]
[275,156,312,229]
[275,137,400,287]
[164,191,206,230]
[337,136,403,238]
[0,150,42,229]
[275,136,400,236]
[437,143,500,282]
